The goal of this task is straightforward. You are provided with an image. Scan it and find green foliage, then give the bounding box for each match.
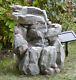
[45,0,66,23]
[0,0,15,50]
[33,0,47,9]
[0,0,28,50]
[59,13,76,32]
[39,0,76,32]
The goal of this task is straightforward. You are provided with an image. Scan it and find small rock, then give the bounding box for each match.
[46,68,55,75]
[55,67,61,73]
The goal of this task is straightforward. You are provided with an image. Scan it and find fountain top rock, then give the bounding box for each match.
[12,5,49,24]
[13,5,65,75]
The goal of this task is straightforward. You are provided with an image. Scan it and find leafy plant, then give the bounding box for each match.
[59,13,76,32]
[43,0,76,32]
[33,0,47,9]
[45,0,67,23]
[0,0,28,50]
[0,0,15,50]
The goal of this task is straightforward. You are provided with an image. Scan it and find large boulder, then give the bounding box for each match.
[19,47,42,75]
[46,23,62,37]
[12,5,48,25]
[39,46,57,74]
[13,5,65,75]
[54,38,65,69]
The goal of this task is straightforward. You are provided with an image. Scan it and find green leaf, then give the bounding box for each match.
[9,22,14,28]
[0,0,2,4]
[0,11,4,15]
[10,28,14,32]
[6,20,10,26]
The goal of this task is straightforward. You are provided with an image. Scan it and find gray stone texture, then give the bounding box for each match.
[19,47,42,75]
[39,46,57,74]
[12,5,65,75]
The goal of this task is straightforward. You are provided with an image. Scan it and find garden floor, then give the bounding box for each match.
[0,42,76,80]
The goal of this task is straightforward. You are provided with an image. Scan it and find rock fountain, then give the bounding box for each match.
[12,5,65,75]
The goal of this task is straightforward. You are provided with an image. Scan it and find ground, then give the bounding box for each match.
[0,42,76,80]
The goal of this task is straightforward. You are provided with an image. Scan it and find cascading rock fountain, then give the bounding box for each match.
[12,5,65,75]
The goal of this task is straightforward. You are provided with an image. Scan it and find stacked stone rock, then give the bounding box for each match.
[12,5,65,75]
